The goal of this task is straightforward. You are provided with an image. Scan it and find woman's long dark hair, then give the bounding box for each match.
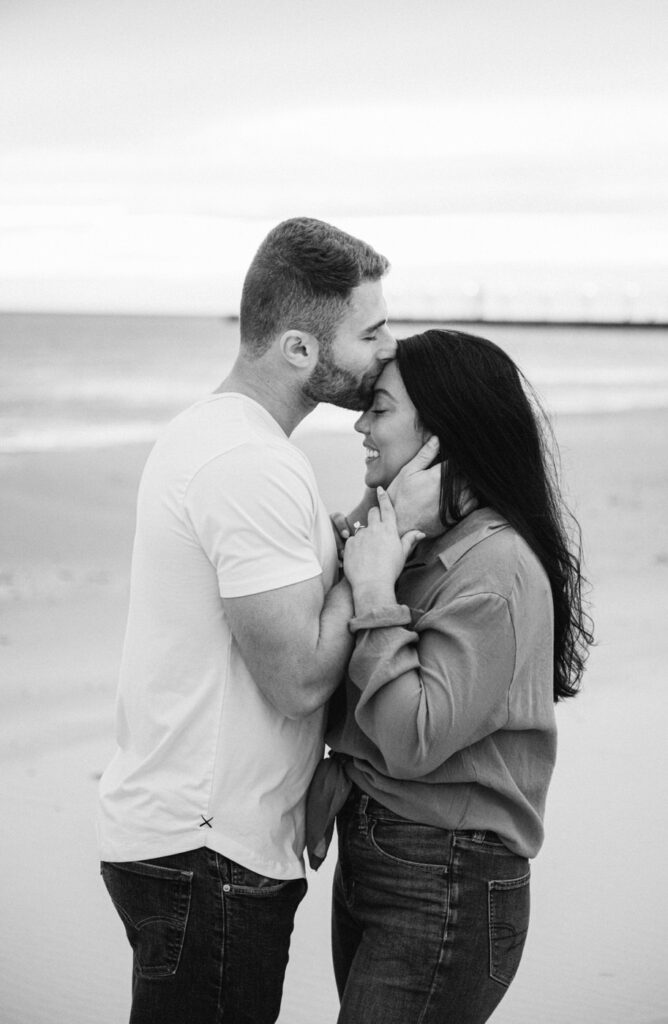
[396,328,593,701]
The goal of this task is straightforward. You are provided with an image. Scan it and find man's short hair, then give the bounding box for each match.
[239,217,390,355]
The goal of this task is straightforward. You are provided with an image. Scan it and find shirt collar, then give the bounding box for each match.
[407,507,510,572]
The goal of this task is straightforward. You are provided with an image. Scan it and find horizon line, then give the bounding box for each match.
[1,310,666,330]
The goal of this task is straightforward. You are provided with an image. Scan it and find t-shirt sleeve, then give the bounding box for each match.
[184,441,324,598]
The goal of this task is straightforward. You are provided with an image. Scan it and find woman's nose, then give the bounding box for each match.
[354,412,369,434]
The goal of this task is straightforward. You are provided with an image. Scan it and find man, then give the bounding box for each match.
[98,217,436,1023]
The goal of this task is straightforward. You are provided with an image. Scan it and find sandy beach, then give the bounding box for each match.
[1,406,667,1023]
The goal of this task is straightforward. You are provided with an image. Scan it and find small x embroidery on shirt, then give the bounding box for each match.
[199,815,214,828]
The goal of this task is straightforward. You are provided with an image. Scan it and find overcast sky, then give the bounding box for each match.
[1,0,667,312]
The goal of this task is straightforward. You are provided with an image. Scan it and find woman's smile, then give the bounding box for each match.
[354,362,426,489]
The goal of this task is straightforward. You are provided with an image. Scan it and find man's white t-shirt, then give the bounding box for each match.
[97,394,338,879]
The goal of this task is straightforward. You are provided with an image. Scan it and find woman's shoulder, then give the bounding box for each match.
[439,509,549,603]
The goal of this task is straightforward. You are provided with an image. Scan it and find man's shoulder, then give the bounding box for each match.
[189,432,313,486]
[150,395,313,483]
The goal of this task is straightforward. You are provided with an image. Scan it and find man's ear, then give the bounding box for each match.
[279,330,318,369]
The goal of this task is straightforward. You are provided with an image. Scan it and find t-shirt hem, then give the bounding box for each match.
[218,566,323,599]
[98,830,306,881]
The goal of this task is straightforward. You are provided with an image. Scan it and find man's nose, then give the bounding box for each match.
[376,325,396,361]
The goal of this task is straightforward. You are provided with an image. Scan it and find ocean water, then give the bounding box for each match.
[2,313,668,453]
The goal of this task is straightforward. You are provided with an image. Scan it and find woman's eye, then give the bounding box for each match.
[370,408,387,416]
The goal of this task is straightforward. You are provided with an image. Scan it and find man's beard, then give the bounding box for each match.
[302,345,380,411]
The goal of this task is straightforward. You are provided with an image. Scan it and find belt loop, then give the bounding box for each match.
[357,793,369,836]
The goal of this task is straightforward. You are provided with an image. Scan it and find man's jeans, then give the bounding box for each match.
[332,789,531,1024]
[101,848,306,1024]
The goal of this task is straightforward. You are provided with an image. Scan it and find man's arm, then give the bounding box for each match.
[185,441,355,721]
[388,435,443,535]
[222,575,354,720]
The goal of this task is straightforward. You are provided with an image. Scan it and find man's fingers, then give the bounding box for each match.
[401,530,425,558]
[404,435,440,473]
[330,512,350,539]
[458,485,478,517]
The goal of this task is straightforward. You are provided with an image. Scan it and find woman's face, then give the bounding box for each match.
[354,361,426,489]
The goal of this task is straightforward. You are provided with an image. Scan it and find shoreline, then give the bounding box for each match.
[3,310,668,328]
[2,401,668,458]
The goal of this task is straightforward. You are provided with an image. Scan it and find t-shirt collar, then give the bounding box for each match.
[206,391,289,439]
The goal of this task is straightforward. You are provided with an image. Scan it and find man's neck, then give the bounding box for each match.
[215,355,316,437]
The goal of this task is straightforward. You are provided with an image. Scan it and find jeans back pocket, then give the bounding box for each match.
[101,860,193,979]
[488,870,530,987]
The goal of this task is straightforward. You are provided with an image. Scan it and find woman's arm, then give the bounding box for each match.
[348,593,516,778]
[343,490,516,778]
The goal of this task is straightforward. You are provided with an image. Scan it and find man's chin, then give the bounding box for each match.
[337,380,377,412]
[327,394,366,412]
[301,365,376,411]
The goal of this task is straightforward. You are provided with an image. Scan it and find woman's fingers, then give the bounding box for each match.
[366,505,380,526]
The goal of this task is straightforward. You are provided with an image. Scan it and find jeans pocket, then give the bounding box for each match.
[100,860,193,979]
[488,870,531,987]
[368,818,449,872]
[226,863,308,903]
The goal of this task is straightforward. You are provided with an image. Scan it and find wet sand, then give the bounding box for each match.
[1,409,667,1022]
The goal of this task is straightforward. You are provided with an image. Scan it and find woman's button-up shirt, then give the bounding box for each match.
[326,507,557,859]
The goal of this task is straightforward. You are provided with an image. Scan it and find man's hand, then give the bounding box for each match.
[388,436,443,536]
[330,512,350,560]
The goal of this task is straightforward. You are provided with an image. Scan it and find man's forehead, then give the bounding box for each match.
[349,278,384,308]
[347,280,387,324]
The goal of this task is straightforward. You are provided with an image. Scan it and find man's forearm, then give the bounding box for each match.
[300,578,355,714]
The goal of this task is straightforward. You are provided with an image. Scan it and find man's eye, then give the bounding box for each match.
[370,408,387,415]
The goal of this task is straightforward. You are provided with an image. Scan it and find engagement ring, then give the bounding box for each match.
[352,521,365,534]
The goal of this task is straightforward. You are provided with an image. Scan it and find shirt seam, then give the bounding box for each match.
[416,588,512,610]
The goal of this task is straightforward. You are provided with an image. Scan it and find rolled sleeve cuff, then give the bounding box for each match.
[349,604,413,634]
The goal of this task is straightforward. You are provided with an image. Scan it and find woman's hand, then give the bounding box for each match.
[343,487,424,614]
[330,487,378,558]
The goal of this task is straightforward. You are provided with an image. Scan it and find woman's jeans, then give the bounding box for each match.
[101,848,306,1024]
[333,790,531,1024]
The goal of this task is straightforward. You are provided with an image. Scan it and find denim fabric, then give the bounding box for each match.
[101,848,306,1024]
[332,789,530,1024]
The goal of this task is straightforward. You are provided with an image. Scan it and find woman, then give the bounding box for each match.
[307,329,593,1023]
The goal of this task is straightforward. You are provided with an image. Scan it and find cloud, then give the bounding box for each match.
[1,95,666,219]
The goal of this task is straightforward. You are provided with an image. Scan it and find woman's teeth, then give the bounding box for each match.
[365,447,380,461]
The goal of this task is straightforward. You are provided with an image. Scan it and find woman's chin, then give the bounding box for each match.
[364,463,389,490]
